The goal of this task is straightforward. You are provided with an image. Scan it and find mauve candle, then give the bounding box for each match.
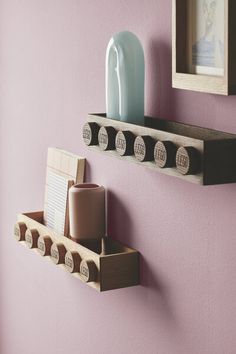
[69,183,105,242]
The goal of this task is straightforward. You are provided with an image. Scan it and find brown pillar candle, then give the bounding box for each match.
[69,183,105,242]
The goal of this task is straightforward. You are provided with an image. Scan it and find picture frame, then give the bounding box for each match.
[172,0,236,95]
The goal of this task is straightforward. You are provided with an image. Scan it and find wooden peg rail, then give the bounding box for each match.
[15,211,139,292]
[83,114,236,185]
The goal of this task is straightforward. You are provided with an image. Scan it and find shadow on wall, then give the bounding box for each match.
[106,190,134,245]
[107,189,176,324]
[140,256,177,325]
[147,39,179,121]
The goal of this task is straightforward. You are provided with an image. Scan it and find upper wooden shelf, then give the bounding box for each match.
[83,113,236,186]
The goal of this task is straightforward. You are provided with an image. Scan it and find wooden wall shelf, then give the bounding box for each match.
[15,211,139,292]
[83,114,236,186]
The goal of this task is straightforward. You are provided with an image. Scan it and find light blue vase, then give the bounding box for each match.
[106,31,145,126]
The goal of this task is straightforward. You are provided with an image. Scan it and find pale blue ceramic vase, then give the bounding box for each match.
[106,31,145,126]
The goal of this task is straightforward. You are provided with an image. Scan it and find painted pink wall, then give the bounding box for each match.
[1,1,236,353]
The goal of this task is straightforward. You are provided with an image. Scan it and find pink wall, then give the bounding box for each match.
[1,1,236,353]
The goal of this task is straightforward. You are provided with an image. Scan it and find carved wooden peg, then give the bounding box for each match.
[37,235,53,256]
[98,126,117,151]
[176,146,201,175]
[115,130,135,156]
[25,228,40,249]
[134,135,155,162]
[80,260,97,283]
[154,141,177,168]
[14,222,27,241]
[65,251,81,273]
[50,243,67,265]
[83,122,100,146]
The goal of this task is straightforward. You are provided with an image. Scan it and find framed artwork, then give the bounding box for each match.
[188,0,225,76]
[172,0,236,95]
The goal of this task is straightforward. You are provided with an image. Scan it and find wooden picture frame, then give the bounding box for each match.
[172,0,236,95]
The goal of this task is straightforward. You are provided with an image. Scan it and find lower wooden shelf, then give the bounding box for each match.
[15,211,139,292]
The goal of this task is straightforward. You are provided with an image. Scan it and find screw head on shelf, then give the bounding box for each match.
[83,122,100,146]
[115,130,135,156]
[37,235,53,256]
[134,135,155,162]
[154,141,177,168]
[98,126,117,151]
[14,222,27,241]
[80,260,97,283]
[25,228,40,249]
[50,243,67,265]
[176,146,201,175]
[65,251,81,273]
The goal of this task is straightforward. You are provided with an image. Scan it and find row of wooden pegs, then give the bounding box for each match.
[14,222,97,283]
[83,122,202,175]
